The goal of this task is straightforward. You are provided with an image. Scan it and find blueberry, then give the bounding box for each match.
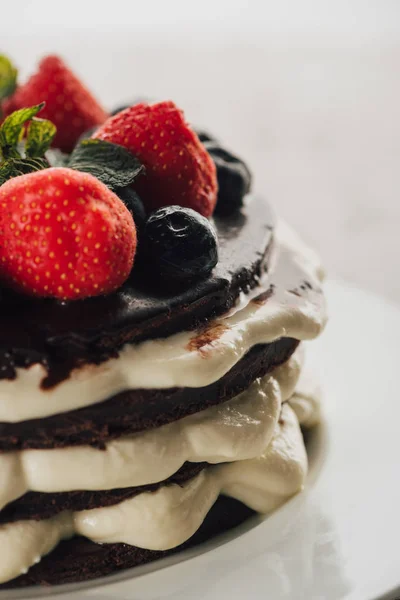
[110,98,152,116]
[110,104,131,116]
[205,142,252,216]
[144,206,218,284]
[194,128,217,143]
[116,188,146,233]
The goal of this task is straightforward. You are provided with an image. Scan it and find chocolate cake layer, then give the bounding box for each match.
[0,195,274,384]
[0,339,298,451]
[4,496,255,588]
[0,462,206,524]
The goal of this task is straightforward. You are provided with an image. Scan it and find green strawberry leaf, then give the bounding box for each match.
[0,103,45,159]
[0,55,18,103]
[68,139,144,191]
[26,118,57,158]
[0,156,49,186]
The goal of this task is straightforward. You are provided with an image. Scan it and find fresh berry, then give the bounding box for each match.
[110,104,130,117]
[93,101,217,218]
[205,142,252,216]
[4,56,107,153]
[110,97,151,116]
[194,128,217,143]
[2,94,18,117]
[0,167,136,300]
[116,187,146,233]
[144,206,218,283]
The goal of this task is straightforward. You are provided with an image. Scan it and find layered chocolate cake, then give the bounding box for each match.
[0,53,327,588]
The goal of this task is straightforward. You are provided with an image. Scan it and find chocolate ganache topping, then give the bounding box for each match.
[0,195,274,382]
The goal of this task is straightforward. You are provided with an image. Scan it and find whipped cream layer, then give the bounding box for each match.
[0,403,307,584]
[288,353,322,428]
[0,349,303,511]
[0,222,326,423]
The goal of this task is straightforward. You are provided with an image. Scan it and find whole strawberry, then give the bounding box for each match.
[93,101,217,218]
[0,168,136,300]
[4,56,107,152]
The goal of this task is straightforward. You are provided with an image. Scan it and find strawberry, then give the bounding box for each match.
[93,101,218,218]
[2,93,18,116]
[0,168,136,300]
[4,56,107,153]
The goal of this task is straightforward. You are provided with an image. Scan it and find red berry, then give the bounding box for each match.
[0,168,136,300]
[94,101,217,218]
[4,56,107,152]
[2,93,18,116]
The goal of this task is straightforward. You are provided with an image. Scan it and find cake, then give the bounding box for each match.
[0,54,327,588]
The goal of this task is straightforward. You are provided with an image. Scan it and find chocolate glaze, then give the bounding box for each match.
[0,196,274,384]
[4,496,255,588]
[0,462,206,524]
[0,339,298,451]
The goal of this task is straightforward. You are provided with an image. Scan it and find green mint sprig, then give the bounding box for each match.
[26,117,57,158]
[0,157,49,186]
[68,138,144,191]
[0,103,57,185]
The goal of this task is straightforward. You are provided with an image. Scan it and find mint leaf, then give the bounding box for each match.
[0,104,53,184]
[26,118,57,157]
[0,156,49,186]
[0,103,45,159]
[0,55,17,103]
[68,139,144,191]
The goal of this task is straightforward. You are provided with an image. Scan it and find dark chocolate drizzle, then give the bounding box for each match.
[0,195,274,385]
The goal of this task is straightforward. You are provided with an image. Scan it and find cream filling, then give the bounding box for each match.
[0,349,303,511]
[288,355,322,428]
[0,404,307,584]
[0,515,74,585]
[0,221,326,423]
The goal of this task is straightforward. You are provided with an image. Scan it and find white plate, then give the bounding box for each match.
[7,280,400,600]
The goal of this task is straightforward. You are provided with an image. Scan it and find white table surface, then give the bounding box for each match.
[1,0,399,302]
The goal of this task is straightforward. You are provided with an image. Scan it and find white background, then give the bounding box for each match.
[1,0,400,302]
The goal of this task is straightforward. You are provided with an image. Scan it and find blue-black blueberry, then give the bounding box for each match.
[205,142,252,216]
[144,206,219,283]
[116,188,146,233]
[194,128,217,143]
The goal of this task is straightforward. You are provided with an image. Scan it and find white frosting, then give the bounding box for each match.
[0,217,326,584]
[0,349,303,511]
[76,403,307,548]
[0,514,73,585]
[0,221,326,423]
[289,367,322,428]
[0,404,307,583]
